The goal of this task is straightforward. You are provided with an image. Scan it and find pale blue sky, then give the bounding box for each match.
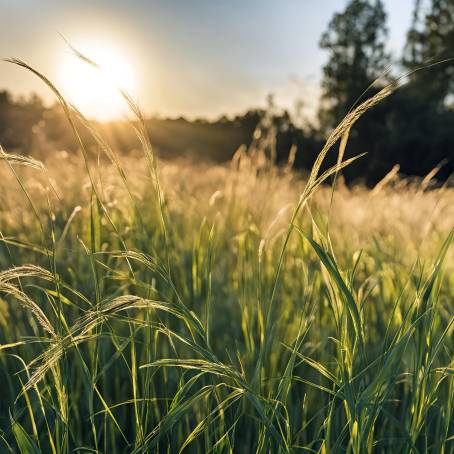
[0,0,414,119]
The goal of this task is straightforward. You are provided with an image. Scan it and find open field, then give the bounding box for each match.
[0,74,453,453]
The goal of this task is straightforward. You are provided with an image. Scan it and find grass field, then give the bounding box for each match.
[0,63,453,453]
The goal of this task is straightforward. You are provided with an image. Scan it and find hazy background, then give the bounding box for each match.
[1,0,413,119]
[1,0,454,186]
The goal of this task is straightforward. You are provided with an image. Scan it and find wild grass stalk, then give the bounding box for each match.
[0,56,451,453]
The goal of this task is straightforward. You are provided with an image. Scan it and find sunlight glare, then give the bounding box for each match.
[59,45,136,121]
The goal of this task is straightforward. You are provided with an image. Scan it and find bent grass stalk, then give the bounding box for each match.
[0,55,451,454]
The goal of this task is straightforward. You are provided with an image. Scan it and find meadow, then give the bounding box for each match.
[0,62,453,453]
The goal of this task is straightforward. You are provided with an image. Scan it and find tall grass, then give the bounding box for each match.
[0,57,452,453]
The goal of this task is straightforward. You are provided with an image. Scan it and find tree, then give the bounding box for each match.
[319,0,390,130]
[384,0,454,181]
[404,0,454,108]
[316,0,394,185]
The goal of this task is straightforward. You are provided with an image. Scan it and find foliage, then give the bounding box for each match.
[319,0,390,129]
[0,58,452,453]
[405,0,454,105]
[317,0,454,184]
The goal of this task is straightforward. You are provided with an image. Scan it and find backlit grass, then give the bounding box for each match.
[0,59,452,453]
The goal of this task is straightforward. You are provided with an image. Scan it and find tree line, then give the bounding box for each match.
[316,0,454,184]
[1,0,454,184]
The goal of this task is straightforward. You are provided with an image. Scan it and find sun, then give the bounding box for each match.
[58,44,136,121]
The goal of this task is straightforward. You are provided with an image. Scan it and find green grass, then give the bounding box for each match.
[0,58,453,453]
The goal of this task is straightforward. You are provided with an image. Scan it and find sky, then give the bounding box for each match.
[0,0,415,120]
